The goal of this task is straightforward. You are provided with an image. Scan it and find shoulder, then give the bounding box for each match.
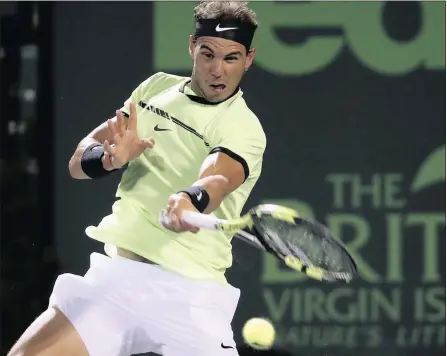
[136,72,188,96]
[223,97,266,143]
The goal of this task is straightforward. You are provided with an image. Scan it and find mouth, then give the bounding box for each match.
[210,84,227,92]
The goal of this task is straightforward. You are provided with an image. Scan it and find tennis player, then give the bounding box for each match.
[8,1,266,355]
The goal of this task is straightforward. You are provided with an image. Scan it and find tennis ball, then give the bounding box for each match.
[242,317,275,350]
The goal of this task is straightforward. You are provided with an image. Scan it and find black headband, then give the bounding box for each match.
[194,19,257,51]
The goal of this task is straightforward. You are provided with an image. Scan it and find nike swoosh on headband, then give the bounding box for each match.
[215,24,238,32]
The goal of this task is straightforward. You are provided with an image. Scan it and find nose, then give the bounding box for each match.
[210,59,223,78]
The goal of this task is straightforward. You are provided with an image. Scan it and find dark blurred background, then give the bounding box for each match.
[1,2,445,356]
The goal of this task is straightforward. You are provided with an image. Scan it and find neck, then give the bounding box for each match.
[189,77,206,98]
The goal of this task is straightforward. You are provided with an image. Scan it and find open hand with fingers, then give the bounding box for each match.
[104,102,155,169]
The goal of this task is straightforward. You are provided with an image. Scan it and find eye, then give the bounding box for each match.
[225,56,238,62]
[201,52,214,59]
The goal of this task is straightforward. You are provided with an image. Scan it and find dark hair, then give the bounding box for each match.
[194,1,258,27]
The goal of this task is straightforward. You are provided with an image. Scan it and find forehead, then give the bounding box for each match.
[195,36,245,54]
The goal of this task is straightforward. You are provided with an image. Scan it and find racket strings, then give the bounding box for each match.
[255,216,353,273]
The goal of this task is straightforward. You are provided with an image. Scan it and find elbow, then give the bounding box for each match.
[68,157,77,178]
[68,156,85,179]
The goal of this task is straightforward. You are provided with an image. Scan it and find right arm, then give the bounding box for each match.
[70,73,164,179]
[68,114,127,179]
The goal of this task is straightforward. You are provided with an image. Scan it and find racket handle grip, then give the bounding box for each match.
[181,211,220,230]
[159,211,220,230]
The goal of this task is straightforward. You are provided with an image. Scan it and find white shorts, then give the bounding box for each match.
[49,253,240,356]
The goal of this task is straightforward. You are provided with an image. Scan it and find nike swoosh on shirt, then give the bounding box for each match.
[154,124,172,132]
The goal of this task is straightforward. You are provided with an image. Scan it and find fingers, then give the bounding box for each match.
[161,210,182,232]
[172,212,199,233]
[116,111,126,137]
[180,221,200,234]
[161,208,199,234]
[127,102,138,131]
[107,119,118,138]
[140,137,155,149]
[160,193,201,234]
[167,216,199,234]
[103,140,116,155]
[116,110,125,122]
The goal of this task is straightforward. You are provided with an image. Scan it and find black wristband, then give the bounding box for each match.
[80,143,115,178]
[179,186,210,213]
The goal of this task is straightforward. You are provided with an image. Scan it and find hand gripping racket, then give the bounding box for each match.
[160,204,358,283]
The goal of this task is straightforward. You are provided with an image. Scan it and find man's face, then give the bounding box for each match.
[189,35,256,102]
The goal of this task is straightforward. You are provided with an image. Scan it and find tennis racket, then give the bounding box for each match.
[160,204,358,283]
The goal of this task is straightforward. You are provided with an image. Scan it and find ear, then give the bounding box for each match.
[189,35,196,58]
[245,47,256,71]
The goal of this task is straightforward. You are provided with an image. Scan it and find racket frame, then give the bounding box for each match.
[167,205,358,283]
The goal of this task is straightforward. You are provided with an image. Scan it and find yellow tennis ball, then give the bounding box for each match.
[242,317,275,350]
